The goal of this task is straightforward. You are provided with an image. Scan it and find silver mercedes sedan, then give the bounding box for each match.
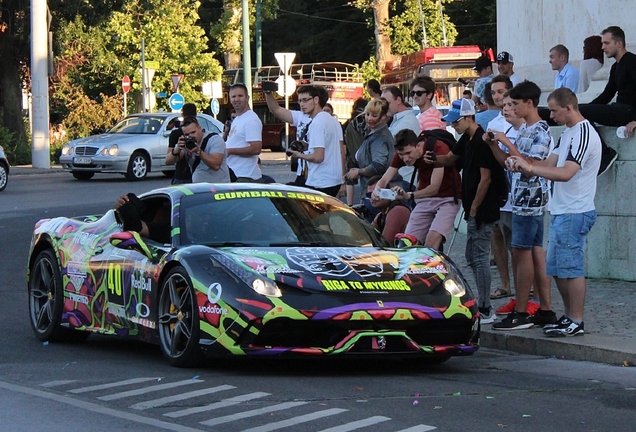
[0,144,9,191]
[59,113,223,181]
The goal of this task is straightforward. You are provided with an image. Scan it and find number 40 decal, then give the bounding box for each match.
[108,263,123,296]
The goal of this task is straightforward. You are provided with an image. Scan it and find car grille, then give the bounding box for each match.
[250,317,473,351]
[74,146,99,156]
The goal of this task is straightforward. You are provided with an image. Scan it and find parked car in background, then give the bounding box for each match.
[59,113,224,181]
[0,144,9,191]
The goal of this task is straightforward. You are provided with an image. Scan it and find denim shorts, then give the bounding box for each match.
[511,214,544,249]
[546,211,597,278]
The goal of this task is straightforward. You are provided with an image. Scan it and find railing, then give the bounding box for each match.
[223,63,363,87]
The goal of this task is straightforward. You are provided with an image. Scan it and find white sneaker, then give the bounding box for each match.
[479,307,495,325]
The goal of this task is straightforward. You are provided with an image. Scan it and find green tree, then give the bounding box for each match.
[49,0,222,139]
[445,0,496,50]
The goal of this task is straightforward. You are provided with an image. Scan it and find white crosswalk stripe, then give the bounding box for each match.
[316,416,391,432]
[394,425,437,432]
[200,401,309,427]
[130,384,236,410]
[40,380,77,387]
[97,378,203,401]
[240,408,348,432]
[69,377,161,394]
[164,391,271,418]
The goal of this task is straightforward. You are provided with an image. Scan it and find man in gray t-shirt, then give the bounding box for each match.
[180,117,230,183]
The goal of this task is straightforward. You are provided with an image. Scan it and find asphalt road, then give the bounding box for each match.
[1,170,635,431]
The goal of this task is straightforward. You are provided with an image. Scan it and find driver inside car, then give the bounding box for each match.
[115,193,171,243]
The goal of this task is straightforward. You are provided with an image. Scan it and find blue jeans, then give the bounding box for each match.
[547,211,596,278]
[465,217,495,309]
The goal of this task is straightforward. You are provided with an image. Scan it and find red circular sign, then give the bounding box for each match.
[122,75,131,94]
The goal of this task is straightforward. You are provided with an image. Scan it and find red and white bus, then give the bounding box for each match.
[381,46,493,112]
[221,62,364,151]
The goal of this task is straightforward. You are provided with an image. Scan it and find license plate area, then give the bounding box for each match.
[73,157,92,165]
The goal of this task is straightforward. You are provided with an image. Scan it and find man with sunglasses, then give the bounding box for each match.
[265,85,343,196]
[410,76,445,132]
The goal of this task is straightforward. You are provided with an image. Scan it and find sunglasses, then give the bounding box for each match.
[409,90,427,97]
[451,117,465,126]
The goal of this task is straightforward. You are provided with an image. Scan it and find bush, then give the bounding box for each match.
[0,124,31,165]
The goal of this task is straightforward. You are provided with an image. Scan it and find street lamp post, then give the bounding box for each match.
[141,38,146,113]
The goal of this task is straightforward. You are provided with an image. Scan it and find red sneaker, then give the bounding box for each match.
[527,301,540,316]
[495,299,516,315]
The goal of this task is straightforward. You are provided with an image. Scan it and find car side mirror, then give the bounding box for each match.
[110,231,158,261]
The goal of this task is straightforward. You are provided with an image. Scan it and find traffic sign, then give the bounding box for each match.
[275,75,297,97]
[210,98,220,116]
[171,74,184,93]
[168,93,185,112]
[122,75,131,94]
[275,53,296,74]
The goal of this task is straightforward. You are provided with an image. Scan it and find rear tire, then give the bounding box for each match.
[28,249,89,343]
[0,162,7,191]
[125,151,149,181]
[72,171,94,180]
[271,129,286,152]
[158,267,204,367]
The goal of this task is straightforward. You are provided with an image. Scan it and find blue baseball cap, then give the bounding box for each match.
[442,98,476,123]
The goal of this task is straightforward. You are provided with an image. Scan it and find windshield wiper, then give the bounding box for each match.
[203,242,255,247]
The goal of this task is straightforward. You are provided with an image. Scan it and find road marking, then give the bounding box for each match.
[316,416,391,431]
[394,425,437,432]
[131,384,236,410]
[241,408,348,432]
[69,377,161,394]
[40,380,77,387]
[164,391,271,418]
[98,379,203,401]
[200,401,309,426]
[0,380,206,432]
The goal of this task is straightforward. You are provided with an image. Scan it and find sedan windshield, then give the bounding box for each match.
[179,193,389,248]
[108,116,166,134]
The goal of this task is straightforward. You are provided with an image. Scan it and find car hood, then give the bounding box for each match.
[209,246,459,295]
[68,133,150,147]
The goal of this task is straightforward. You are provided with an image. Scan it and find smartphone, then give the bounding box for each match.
[487,131,495,139]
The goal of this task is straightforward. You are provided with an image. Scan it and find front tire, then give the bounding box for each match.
[72,171,94,180]
[125,151,149,181]
[28,249,89,342]
[158,267,203,367]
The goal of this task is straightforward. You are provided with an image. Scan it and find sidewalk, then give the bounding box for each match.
[445,231,636,367]
[10,156,636,366]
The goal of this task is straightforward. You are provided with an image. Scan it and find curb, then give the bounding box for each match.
[481,328,636,366]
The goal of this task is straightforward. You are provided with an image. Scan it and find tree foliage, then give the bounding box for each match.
[445,0,496,50]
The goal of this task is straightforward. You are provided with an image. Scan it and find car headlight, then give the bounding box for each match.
[443,278,466,297]
[61,145,72,155]
[102,144,118,156]
[252,278,282,297]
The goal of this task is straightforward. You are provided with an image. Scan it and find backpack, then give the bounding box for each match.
[191,132,217,173]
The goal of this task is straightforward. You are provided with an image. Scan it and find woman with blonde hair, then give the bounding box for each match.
[344,98,400,201]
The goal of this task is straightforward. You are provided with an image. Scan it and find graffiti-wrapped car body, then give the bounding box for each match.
[27,183,479,367]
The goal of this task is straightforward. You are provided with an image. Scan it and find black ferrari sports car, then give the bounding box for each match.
[27,183,480,367]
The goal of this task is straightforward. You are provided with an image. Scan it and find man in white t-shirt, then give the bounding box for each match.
[496,51,523,87]
[225,83,263,182]
[509,88,600,337]
[265,84,342,196]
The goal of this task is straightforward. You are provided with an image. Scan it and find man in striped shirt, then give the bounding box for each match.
[507,88,601,337]
[409,76,446,132]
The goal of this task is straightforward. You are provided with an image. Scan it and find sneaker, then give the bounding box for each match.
[527,301,540,316]
[529,310,557,327]
[495,299,516,315]
[544,319,585,337]
[543,315,567,331]
[495,299,539,316]
[479,307,495,325]
[492,311,534,331]
[598,146,618,176]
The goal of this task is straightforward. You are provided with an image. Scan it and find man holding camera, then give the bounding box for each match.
[165,103,197,184]
[225,83,263,182]
[173,116,230,183]
[265,84,342,196]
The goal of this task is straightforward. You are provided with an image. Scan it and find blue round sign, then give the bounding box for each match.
[210,98,220,116]
[168,93,185,112]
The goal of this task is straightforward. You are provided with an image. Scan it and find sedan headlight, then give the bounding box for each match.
[443,278,466,297]
[61,145,73,155]
[102,144,118,156]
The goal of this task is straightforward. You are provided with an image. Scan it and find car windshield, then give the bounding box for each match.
[108,116,166,134]
[179,192,389,248]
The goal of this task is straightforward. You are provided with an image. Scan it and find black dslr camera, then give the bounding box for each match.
[286,140,308,156]
[185,136,197,150]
